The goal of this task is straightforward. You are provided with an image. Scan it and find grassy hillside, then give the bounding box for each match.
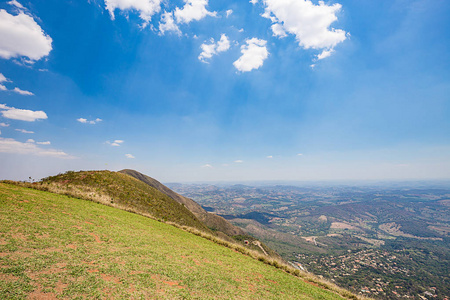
[6,170,210,233]
[118,169,281,257]
[0,183,356,299]
[119,169,245,237]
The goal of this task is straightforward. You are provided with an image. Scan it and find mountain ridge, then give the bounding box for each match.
[119,169,246,237]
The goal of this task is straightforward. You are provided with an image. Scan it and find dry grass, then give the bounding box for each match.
[2,175,369,300]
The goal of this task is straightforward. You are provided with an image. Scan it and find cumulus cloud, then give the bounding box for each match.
[125,153,135,158]
[13,87,33,96]
[198,34,230,63]
[226,9,233,18]
[174,0,216,24]
[0,123,9,127]
[15,128,34,134]
[107,140,124,147]
[233,38,268,72]
[261,0,347,58]
[271,23,287,38]
[159,11,181,35]
[8,1,24,9]
[0,137,73,158]
[0,104,47,122]
[104,0,161,25]
[250,0,258,4]
[77,117,102,124]
[0,7,52,62]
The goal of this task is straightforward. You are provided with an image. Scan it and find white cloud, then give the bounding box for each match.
[174,0,216,24]
[297,153,303,156]
[8,1,24,9]
[316,48,334,60]
[201,164,212,168]
[0,73,8,83]
[108,140,124,147]
[104,0,161,25]
[0,122,9,127]
[0,137,73,158]
[233,38,268,72]
[271,23,287,38]
[125,153,135,158]
[262,0,347,57]
[0,9,52,61]
[1,104,47,122]
[15,128,34,134]
[234,160,243,163]
[13,87,33,96]
[250,0,258,4]
[159,11,181,35]
[198,34,230,63]
[226,9,233,18]
[77,117,102,124]
[0,73,10,91]
[26,139,51,145]
[266,155,273,159]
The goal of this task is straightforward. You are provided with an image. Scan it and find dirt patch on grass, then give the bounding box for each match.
[0,273,20,281]
[27,287,57,300]
[101,273,122,284]
[66,244,77,250]
[88,233,102,243]
[88,269,99,273]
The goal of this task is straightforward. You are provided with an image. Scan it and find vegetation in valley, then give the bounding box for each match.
[170,182,450,299]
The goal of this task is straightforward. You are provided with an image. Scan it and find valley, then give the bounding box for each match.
[169,182,450,299]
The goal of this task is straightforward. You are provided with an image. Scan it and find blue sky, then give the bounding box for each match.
[0,0,449,182]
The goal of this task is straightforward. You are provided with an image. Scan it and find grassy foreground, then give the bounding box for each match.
[0,183,348,299]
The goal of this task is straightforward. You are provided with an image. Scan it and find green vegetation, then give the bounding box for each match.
[4,170,210,233]
[171,183,450,299]
[119,169,246,237]
[0,183,358,299]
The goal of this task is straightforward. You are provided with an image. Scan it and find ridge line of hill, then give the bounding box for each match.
[1,170,367,299]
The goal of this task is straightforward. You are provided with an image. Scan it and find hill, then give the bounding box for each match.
[119,169,245,237]
[0,183,358,299]
[16,170,210,233]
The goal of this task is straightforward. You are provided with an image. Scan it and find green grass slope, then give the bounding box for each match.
[0,183,352,299]
[118,169,280,258]
[12,170,210,233]
[119,169,245,237]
